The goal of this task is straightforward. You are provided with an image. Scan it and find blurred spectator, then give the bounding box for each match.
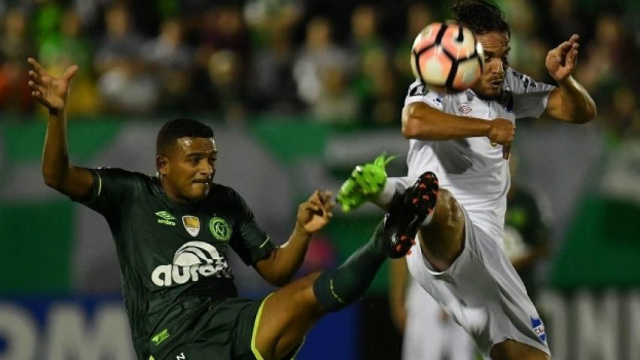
[207,50,246,123]
[141,18,194,111]
[33,2,63,49]
[0,0,636,130]
[0,8,32,62]
[393,2,433,87]
[189,5,250,116]
[0,58,34,115]
[347,4,400,127]
[39,8,100,116]
[604,87,640,141]
[541,0,588,46]
[244,0,301,44]
[197,5,250,81]
[248,14,302,113]
[501,0,549,80]
[313,65,359,125]
[575,14,624,100]
[200,5,250,58]
[40,9,92,71]
[95,4,159,114]
[352,48,400,126]
[293,17,350,107]
[0,9,35,115]
[349,5,386,63]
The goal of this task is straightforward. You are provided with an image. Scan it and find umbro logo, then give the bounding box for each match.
[156,211,175,220]
[156,211,176,226]
[459,105,472,114]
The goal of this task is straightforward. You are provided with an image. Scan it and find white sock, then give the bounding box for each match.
[422,211,434,227]
[374,177,437,226]
[372,180,397,208]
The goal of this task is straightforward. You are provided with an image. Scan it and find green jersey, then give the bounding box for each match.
[77,168,275,359]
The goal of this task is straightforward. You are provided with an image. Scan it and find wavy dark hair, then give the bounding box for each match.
[156,118,214,156]
[450,0,510,37]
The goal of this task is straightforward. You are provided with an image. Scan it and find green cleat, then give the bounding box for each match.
[337,153,396,213]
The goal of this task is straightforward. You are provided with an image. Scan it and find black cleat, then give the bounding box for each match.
[382,171,439,258]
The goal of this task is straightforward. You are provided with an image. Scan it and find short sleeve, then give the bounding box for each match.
[404,80,445,110]
[505,68,556,120]
[227,189,275,265]
[77,168,141,218]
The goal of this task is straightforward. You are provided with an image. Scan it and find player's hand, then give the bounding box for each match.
[297,190,334,234]
[27,58,78,112]
[545,34,580,82]
[487,118,514,160]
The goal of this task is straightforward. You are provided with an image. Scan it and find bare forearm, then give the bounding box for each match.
[389,258,409,332]
[265,225,312,286]
[42,109,71,188]
[402,103,491,140]
[557,76,597,123]
[389,258,408,306]
[41,110,93,198]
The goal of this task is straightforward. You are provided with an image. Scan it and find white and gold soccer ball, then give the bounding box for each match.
[411,22,484,93]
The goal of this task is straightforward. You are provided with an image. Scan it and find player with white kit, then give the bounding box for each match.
[338,1,596,359]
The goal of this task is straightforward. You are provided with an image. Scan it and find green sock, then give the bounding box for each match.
[313,220,386,312]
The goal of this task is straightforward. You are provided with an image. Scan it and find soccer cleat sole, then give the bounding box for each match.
[384,171,439,258]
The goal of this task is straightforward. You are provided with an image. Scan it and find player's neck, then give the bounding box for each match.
[159,177,195,205]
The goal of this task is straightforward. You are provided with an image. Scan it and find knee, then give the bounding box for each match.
[285,272,325,316]
[434,189,464,228]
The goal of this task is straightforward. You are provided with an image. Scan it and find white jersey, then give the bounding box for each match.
[403,68,555,240]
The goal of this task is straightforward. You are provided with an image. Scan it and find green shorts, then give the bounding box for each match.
[148,295,302,360]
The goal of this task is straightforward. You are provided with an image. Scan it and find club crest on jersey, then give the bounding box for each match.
[182,216,200,237]
[209,217,231,241]
[531,316,547,343]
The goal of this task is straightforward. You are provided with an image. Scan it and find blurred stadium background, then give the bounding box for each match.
[1,0,639,359]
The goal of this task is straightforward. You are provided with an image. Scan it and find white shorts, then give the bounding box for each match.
[405,208,550,358]
[403,279,475,360]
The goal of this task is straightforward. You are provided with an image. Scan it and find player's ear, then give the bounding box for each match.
[157,155,169,177]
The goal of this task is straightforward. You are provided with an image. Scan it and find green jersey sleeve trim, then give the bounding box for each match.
[96,171,103,197]
[258,237,271,249]
[74,169,102,206]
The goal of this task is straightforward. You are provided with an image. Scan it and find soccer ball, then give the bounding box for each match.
[411,22,484,93]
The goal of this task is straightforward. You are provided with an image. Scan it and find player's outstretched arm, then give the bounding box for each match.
[544,34,597,123]
[402,102,514,158]
[402,102,493,141]
[28,58,94,199]
[254,190,334,286]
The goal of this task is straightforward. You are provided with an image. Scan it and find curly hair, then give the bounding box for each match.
[450,0,510,37]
